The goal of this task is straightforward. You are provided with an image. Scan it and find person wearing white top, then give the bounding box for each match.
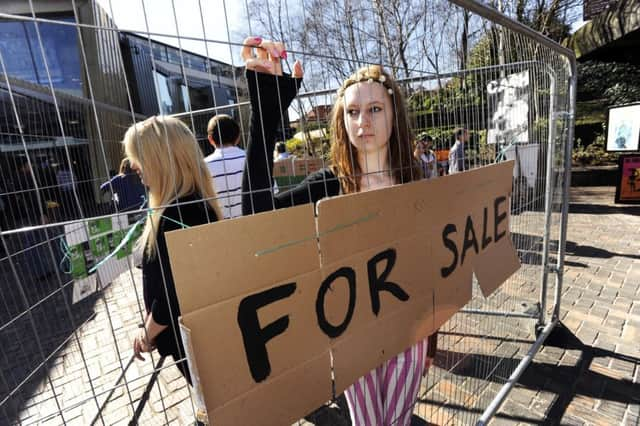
[274,142,292,161]
[204,114,246,219]
[448,127,469,175]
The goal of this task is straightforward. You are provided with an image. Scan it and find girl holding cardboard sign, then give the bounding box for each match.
[241,37,434,426]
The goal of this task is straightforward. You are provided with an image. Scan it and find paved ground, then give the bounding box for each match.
[480,187,640,426]
[1,186,638,425]
[519,187,639,425]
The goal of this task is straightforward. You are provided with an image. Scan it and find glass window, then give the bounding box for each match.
[0,21,39,82]
[167,48,182,66]
[192,55,206,72]
[180,84,190,112]
[188,85,213,111]
[0,17,82,95]
[152,43,167,62]
[154,71,174,115]
[183,53,194,70]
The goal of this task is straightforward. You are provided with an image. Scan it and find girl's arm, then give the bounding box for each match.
[133,312,167,361]
[241,70,340,210]
[240,37,341,213]
[134,214,183,361]
[241,68,302,214]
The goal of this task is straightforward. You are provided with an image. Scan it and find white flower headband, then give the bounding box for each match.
[337,72,394,97]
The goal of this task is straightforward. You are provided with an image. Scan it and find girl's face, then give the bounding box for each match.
[343,82,394,155]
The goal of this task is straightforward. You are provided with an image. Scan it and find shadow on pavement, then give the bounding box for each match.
[429,323,639,424]
[0,228,99,424]
[570,203,640,216]
[512,231,640,264]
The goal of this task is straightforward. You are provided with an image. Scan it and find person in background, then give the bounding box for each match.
[448,127,469,175]
[56,160,80,219]
[240,36,434,426]
[274,141,291,161]
[414,133,438,180]
[14,160,45,226]
[37,158,59,218]
[124,116,222,385]
[204,114,246,219]
[100,158,146,211]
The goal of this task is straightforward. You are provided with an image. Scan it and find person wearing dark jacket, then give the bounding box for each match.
[100,158,146,211]
[122,116,222,383]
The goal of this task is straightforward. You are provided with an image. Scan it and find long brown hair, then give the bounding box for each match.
[330,65,421,194]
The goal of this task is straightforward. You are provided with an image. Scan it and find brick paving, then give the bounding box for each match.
[1,186,638,425]
[400,186,639,426]
[1,264,197,426]
[480,187,640,426]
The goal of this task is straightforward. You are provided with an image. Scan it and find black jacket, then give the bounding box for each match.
[142,194,218,361]
[241,70,340,215]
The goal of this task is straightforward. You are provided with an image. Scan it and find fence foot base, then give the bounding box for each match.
[534,323,546,338]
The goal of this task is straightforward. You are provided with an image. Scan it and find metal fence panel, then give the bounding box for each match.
[0,0,574,424]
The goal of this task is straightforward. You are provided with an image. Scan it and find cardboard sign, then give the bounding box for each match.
[272,158,295,177]
[293,158,324,176]
[166,161,520,425]
[272,158,325,177]
[487,70,530,145]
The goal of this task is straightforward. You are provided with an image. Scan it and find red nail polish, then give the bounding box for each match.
[254,37,262,44]
[281,50,288,59]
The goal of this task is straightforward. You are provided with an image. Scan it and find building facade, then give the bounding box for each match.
[0,0,247,228]
[119,32,247,154]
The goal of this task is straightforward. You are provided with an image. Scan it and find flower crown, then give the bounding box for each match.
[336,71,394,97]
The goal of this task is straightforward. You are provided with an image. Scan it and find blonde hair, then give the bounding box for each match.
[118,157,132,174]
[330,65,421,194]
[122,116,222,256]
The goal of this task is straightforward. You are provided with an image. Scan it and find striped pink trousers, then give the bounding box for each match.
[344,338,428,426]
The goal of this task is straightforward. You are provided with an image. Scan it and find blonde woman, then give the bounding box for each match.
[123,116,221,382]
[241,37,435,425]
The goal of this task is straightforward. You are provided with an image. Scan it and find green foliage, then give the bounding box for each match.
[464,129,496,164]
[578,61,640,105]
[575,101,607,126]
[512,1,572,42]
[572,61,640,156]
[572,124,618,166]
[412,126,456,149]
[286,129,332,160]
[407,33,505,122]
[285,137,307,157]
[413,127,494,163]
[467,33,495,70]
[297,120,327,132]
[408,80,483,118]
